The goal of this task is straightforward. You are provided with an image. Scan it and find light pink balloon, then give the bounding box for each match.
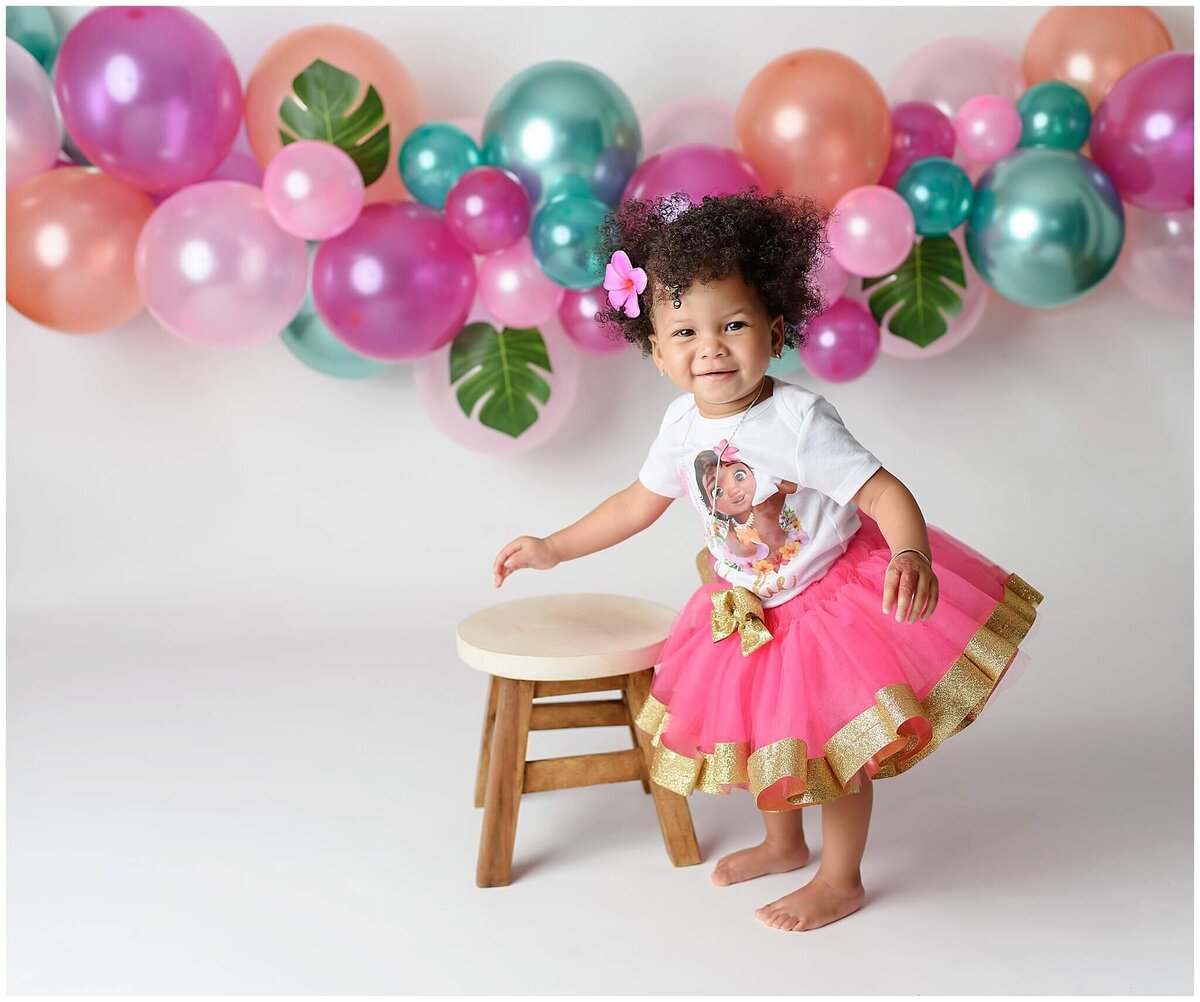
[828,186,916,277]
[413,309,582,455]
[206,148,264,186]
[1117,206,1193,315]
[6,39,62,190]
[135,180,309,348]
[889,36,1025,119]
[263,140,364,240]
[813,251,850,307]
[954,95,1022,164]
[641,97,737,156]
[449,117,483,145]
[477,237,565,329]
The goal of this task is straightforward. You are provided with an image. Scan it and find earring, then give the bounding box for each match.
[658,367,665,376]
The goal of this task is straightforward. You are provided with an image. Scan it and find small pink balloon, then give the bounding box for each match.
[477,237,565,329]
[1117,206,1193,315]
[889,36,1024,119]
[263,140,364,240]
[134,181,309,348]
[444,166,531,254]
[6,40,61,190]
[828,186,916,277]
[623,143,762,207]
[798,298,881,383]
[955,95,1022,164]
[558,287,626,355]
[641,97,737,156]
[880,101,957,188]
[206,148,264,186]
[813,252,850,307]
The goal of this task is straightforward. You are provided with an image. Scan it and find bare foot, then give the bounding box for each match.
[755,873,866,931]
[710,839,811,887]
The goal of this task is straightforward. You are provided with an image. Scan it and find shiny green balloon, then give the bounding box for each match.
[1016,81,1091,151]
[531,193,609,290]
[481,60,641,211]
[6,6,58,73]
[965,148,1124,308]
[398,123,481,210]
[895,157,973,236]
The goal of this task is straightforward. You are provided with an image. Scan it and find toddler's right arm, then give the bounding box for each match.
[492,480,673,588]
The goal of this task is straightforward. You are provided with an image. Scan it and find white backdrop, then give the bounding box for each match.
[7,5,1194,995]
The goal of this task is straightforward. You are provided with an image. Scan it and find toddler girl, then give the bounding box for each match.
[492,190,1042,932]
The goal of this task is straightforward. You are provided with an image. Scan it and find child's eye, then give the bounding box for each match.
[712,486,725,499]
[727,321,746,331]
[734,470,747,482]
[672,329,693,338]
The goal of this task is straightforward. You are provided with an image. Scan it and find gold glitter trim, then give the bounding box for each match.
[637,571,1041,809]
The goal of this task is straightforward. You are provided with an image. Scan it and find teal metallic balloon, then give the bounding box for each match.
[1016,81,1091,151]
[531,194,609,290]
[481,60,641,211]
[965,148,1124,308]
[6,6,58,73]
[895,157,973,236]
[398,123,481,210]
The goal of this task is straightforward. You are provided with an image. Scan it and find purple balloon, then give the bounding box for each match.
[206,149,264,186]
[798,298,881,383]
[312,203,477,362]
[622,143,763,206]
[880,102,956,188]
[54,6,242,196]
[1090,52,1194,213]
[444,166,531,254]
[557,287,626,355]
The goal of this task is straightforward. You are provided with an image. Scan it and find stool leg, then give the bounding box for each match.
[624,668,702,867]
[474,675,500,809]
[476,677,534,888]
[621,681,652,795]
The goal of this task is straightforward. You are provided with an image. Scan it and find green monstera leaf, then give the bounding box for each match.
[860,236,966,348]
[450,323,553,439]
[278,59,390,187]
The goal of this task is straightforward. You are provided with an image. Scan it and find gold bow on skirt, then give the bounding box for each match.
[711,585,774,657]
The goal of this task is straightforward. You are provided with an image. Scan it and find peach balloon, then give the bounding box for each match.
[244,24,421,206]
[1022,6,1173,110]
[736,49,892,209]
[6,167,154,334]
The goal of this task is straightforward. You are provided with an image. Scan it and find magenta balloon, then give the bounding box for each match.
[829,186,916,277]
[1117,206,1193,314]
[54,6,242,195]
[880,102,956,188]
[134,181,309,348]
[558,287,626,355]
[1090,52,1194,212]
[444,166,531,254]
[6,40,61,191]
[798,298,881,382]
[312,202,476,362]
[477,237,565,329]
[264,140,364,240]
[622,143,763,206]
[206,149,264,186]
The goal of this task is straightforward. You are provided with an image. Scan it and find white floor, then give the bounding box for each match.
[7,611,1193,995]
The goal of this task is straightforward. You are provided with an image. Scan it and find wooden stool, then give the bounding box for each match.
[457,593,702,887]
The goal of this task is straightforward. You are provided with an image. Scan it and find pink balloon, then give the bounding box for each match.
[880,101,956,188]
[889,36,1025,119]
[6,40,61,191]
[449,117,483,145]
[444,166,531,254]
[641,97,737,156]
[622,143,763,207]
[412,310,582,455]
[477,237,565,329]
[828,186,916,277]
[558,287,626,355]
[263,140,364,240]
[955,95,1022,164]
[813,252,850,307]
[798,298,881,383]
[1117,206,1193,315]
[134,181,309,348]
[312,202,476,362]
[206,148,264,186]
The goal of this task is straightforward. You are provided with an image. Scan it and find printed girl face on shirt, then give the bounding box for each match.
[703,461,756,520]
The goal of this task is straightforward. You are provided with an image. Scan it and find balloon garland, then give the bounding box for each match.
[5,6,1193,454]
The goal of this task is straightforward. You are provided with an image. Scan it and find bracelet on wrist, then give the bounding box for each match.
[888,547,932,568]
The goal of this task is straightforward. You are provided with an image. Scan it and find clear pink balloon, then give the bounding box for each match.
[889,37,1024,119]
[134,181,309,348]
[6,40,61,191]
[558,287,626,355]
[641,97,737,156]
[54,6,242,195]
[449,117,483,145]
[444,166,531,254]
[413,310,582,455]
[880,101,957,188]
[263,140,364,240]
[798,298,881,383]
[828,186,916,277]
[477,237,565,329]
[955,95,1022,164]
[1116,206,1193,315]
[312,202,477,362]
[813,251,850,307]
[206,148,264,186]
[622,143,763,207]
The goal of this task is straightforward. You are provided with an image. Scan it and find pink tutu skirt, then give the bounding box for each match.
[634,512,1043,811]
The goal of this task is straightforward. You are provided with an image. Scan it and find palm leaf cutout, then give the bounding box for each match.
[860,236,966,348]
[450,323,553,439]
[278,59,389,187]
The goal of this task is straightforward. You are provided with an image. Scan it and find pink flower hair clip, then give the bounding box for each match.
[604,250,648,318]
[713,439,741,463]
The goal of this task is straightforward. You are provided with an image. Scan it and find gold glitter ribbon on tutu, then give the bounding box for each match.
[711,585,774,656]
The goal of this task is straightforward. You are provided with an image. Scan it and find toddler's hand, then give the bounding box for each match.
[493,536,561,588]
[882,552,939,624]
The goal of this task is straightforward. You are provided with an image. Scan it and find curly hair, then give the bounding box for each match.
[594,188,831,357]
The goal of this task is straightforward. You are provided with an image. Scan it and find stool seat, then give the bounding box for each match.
[456,593,679,681]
